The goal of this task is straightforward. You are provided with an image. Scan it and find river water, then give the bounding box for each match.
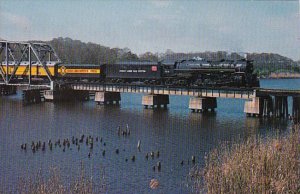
[0,79,299,194]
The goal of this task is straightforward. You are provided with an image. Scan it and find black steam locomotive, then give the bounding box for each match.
[55,57,259,88]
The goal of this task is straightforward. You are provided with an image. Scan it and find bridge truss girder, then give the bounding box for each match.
[0,40,61,85]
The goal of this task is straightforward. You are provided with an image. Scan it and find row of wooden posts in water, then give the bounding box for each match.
[20,125,196,173]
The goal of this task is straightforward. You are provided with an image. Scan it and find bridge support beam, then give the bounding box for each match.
[95,91,121,105]
[142,94,169,109]
[0,85,17,96]
[44,89,90,102]
[189,97,217,113]
[292,97,300,122]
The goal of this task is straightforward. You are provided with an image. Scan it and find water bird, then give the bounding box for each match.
[88,152,91,158]
[102,150,105,156]
[116,149,119,154]
[156,151,160,158]
[125,158,128,162]
[181,160,184,166]
[103,142,106,146]
[152,166,155,171]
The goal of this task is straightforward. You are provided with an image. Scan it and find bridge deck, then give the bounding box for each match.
[2,81,300,98]
[257,88,300,97]
[71,83,255,99]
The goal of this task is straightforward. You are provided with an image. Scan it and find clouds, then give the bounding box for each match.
[0,0,299,60]
[0,11,31,30]
[150,0,172,8]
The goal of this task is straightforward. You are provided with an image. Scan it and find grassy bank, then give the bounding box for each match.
[189,125,300,194]
[17,164,106,194]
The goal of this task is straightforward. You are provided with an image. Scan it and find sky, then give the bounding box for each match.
[0,0,299,60]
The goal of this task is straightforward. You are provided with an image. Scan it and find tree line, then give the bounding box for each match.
[48,37,300,76]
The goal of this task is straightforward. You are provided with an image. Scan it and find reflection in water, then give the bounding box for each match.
[0,79,297,193]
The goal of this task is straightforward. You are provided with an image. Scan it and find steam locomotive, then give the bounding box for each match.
[2,57,260,88]
[56,57,259,87]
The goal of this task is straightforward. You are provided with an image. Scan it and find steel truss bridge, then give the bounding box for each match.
[0,40,60,86]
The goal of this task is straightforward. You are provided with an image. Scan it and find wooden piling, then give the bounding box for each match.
[292,97,300,122]
[273,96,288,118]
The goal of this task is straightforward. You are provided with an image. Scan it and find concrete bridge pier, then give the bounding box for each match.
[189,97,217,113]
[244,96,273,117]
[44,89,90,102]
[292,97,300,122]
[95,91,121,105]
[142,94,169,109]
[22,89,43,105]
[0,85,17,96]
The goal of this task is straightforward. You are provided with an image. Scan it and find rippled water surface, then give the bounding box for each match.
[0,79,299,193]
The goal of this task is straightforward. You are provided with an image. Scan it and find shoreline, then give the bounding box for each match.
[260,72,300,79]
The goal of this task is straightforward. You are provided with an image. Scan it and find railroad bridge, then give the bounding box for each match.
[1,81,300,120]
[0,40,299,120]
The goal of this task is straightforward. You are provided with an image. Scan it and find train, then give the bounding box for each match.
[1,57,260,88]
